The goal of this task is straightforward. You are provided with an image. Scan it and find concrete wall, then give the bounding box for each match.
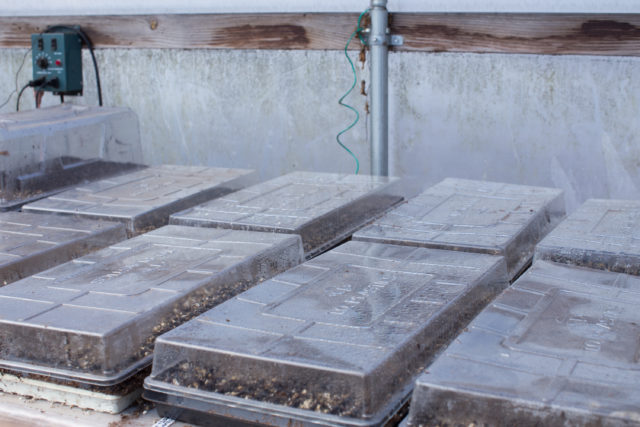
[1,47,639,211]
[389,52,640,211]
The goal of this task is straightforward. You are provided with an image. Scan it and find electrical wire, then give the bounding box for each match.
[336,8,369,175]
[0,48,32,110]
[356,9,369,45]
[16,82,31,111]
[44,25,103,106]
[16,77,54,111]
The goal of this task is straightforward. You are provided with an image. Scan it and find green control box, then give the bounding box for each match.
[31,32,83,95]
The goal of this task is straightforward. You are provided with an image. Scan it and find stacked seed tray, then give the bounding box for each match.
[23,165,258,236]
[353,178,566,281]
[0,225,304,413]
[0,211,127,286]
[170,171,406,258]
[144,240,509,426]
[403,198,640,426]
[0,104,144,211]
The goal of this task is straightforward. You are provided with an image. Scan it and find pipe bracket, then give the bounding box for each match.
[361,31,404,47]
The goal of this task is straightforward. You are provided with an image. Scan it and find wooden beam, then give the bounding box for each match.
[0,13,639,56]
[392,13,640,56]
[0,14,362,50]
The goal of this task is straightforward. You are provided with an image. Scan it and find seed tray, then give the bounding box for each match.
[144,240,508,426]
[405,260,640,426]
[535,198,640,275]
[23,165,257,235]
[0,104,144,210]
[0,371,142,414]
[170,171,405,257]
[0,211,126,286]
[353,178,565,280]
[0,225,303,387]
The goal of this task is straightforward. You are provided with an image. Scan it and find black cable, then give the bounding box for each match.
[16,77,53,111]
[16,82,31,111]
[44,25,103,106]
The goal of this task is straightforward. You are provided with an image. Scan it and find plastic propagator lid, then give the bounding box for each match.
[0,211,126,286]
[23,165,257,235]
[0,104,144,210]
[535,198,640,275]
[170,171,405,257]
[0,225,303,386]
[354,178,565,279]
[145,240,508,426]
[405,260,640,426]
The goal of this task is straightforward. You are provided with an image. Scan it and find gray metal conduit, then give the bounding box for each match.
[369,0,389,176]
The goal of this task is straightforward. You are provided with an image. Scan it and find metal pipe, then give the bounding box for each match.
[369,0,389,176]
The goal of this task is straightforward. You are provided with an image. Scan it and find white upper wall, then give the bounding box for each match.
[1,0,640,16]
